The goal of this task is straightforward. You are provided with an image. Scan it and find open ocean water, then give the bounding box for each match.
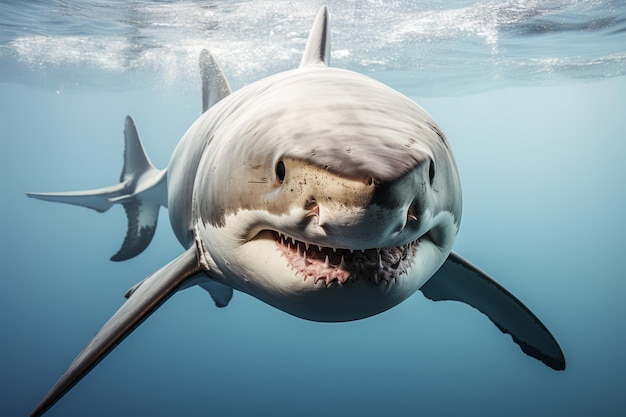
[1,1,626,416]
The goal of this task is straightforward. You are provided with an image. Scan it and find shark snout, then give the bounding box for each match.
[314,203,409,247]
[297,159,434,249]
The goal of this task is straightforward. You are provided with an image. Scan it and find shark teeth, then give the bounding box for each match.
[273,231,418,287]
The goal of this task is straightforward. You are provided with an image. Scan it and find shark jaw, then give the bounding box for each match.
[197,208,458,322]
[271,230,419,287]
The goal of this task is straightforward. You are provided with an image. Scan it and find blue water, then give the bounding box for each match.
[2,1,626,416]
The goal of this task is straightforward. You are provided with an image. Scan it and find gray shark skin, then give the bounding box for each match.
[27,6,565,417]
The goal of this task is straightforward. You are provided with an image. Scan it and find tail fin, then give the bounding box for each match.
[27,116,167,262]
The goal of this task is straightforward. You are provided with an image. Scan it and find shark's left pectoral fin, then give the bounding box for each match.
[420,251,566,371]
[30,248,202,417]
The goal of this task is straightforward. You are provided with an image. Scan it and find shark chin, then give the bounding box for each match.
[26,5,566,417]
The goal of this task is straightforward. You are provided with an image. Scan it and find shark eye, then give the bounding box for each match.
[429,160,435,185]
[276,160,286,183]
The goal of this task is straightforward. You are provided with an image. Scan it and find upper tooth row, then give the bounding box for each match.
[280,233,324,252]
[278,232,381,254]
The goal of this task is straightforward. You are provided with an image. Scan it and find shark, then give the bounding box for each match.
[27,6,565,417]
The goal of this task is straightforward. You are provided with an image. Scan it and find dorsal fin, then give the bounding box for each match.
[120,116,155,182]
[199,49,232,113]
[299,6,330,68]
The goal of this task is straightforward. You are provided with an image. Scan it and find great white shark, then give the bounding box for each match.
[27,6,565,416]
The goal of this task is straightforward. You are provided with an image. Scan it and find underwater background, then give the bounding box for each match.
[1,1,625,416]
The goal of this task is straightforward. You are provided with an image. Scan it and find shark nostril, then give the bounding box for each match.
[304,196,317,210]
[305,204,319,218]
[304,197,319,218]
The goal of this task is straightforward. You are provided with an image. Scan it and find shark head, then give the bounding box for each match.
[191,56,462,321]
[189,8,462,322]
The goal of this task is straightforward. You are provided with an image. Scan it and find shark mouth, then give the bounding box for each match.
[272,231,418,287]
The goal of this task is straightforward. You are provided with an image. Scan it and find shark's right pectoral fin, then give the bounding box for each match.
[125,273,233,308]
[30,248,202,417]
[420,251,566,371]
